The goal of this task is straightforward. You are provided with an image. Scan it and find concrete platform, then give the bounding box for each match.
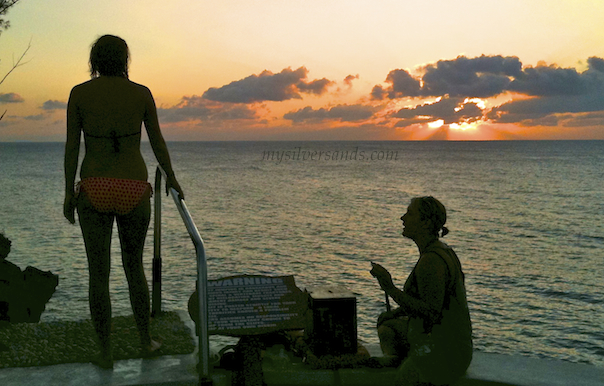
[1,311,602,386]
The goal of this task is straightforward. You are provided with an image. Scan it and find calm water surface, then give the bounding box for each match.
[0,141,602,366]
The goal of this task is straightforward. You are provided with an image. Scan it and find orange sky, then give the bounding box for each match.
[1,0,604,141]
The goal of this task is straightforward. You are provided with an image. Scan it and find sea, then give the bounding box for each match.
[0,140,602,367]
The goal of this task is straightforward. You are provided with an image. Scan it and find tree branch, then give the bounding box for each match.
[0,0,23,122]
[0,38,31,86]
[0,1,21,16]
[0,0,21,33]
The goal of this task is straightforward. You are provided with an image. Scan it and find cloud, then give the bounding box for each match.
[371,54,604,127]
[161,57,604,133]
[374,55,522,100]
[560,111,604,127]
[385,69,422,98]
[296,78,333,95]
[284,104,377,123]
[202,67,333,103]
[371,85,387,101]
[41,100,67,110]
[159,67,337,125]
[0,93,24,103]
[487,57,604,125]
[24,114,46,121]
[507,65,587,96]
[420,55,522,97]
[344,74,359,87]
[158,96,258,123]
[587,56,604,73]
[487,93,604,124]
[394,97,484,125]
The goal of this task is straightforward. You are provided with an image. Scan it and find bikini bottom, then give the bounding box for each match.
[77,177,152,215]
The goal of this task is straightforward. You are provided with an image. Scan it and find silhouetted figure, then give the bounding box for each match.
[64,35,184,369]
[370,197,472,386]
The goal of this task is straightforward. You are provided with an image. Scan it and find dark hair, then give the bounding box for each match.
[412,196,449,237]
[89,35,130,78]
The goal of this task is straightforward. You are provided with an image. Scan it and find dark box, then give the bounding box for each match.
[307,286,357,356]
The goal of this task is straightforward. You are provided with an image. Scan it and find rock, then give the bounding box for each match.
[0,261,58,323]
[21,266,59,323]
[0,259,25,322]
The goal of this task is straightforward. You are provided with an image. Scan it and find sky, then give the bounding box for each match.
[1,0,604,141]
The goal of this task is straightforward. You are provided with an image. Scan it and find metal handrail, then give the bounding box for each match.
[153,166,211,383]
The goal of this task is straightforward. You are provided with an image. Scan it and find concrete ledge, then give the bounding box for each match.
[264,368,335,386]
[462,352,604,386]
[1,310,602,385]
[1,347,602,386]
[262,351,604,386]
[335,368,398,386]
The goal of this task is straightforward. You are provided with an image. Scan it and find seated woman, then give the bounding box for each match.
[370,196,472,386]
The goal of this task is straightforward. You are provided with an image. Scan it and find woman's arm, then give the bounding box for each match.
[142,87,185,199]
[376,254,447,325]
[64,88,82,224]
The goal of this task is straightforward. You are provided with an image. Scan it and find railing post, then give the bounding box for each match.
[154,166,212,385]
[172,196,211,384]
[152,169,162,317]
[195,232,211,382]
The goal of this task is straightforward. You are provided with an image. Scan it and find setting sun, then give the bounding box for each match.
[428,120,445,129]
[450,122,479,131]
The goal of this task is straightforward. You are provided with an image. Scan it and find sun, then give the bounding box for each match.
[428,119,445,129]
[449,121,478,131]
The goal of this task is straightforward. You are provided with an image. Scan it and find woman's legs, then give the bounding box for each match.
[116,192,158,351]
[78,195,114,366]
[394,358,424,386]
[369,316,410,368]
[378,317,410,357]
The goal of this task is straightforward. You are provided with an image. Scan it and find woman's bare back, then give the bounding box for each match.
[69,77,153,181]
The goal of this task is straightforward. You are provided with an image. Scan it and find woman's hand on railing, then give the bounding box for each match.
[166,174,185,200]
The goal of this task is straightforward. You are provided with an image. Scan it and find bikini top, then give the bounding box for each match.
[84,130,140,152]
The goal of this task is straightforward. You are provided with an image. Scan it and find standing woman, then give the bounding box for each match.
[64,35,184,369]
[371,197,472,385]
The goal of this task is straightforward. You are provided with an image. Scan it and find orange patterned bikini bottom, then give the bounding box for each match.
[77,177,152,215]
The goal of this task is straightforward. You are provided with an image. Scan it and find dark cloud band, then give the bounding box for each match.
[202,67,333,103]
[374,55,604,127]
[0,93,24,104]
[284,104,377,123]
